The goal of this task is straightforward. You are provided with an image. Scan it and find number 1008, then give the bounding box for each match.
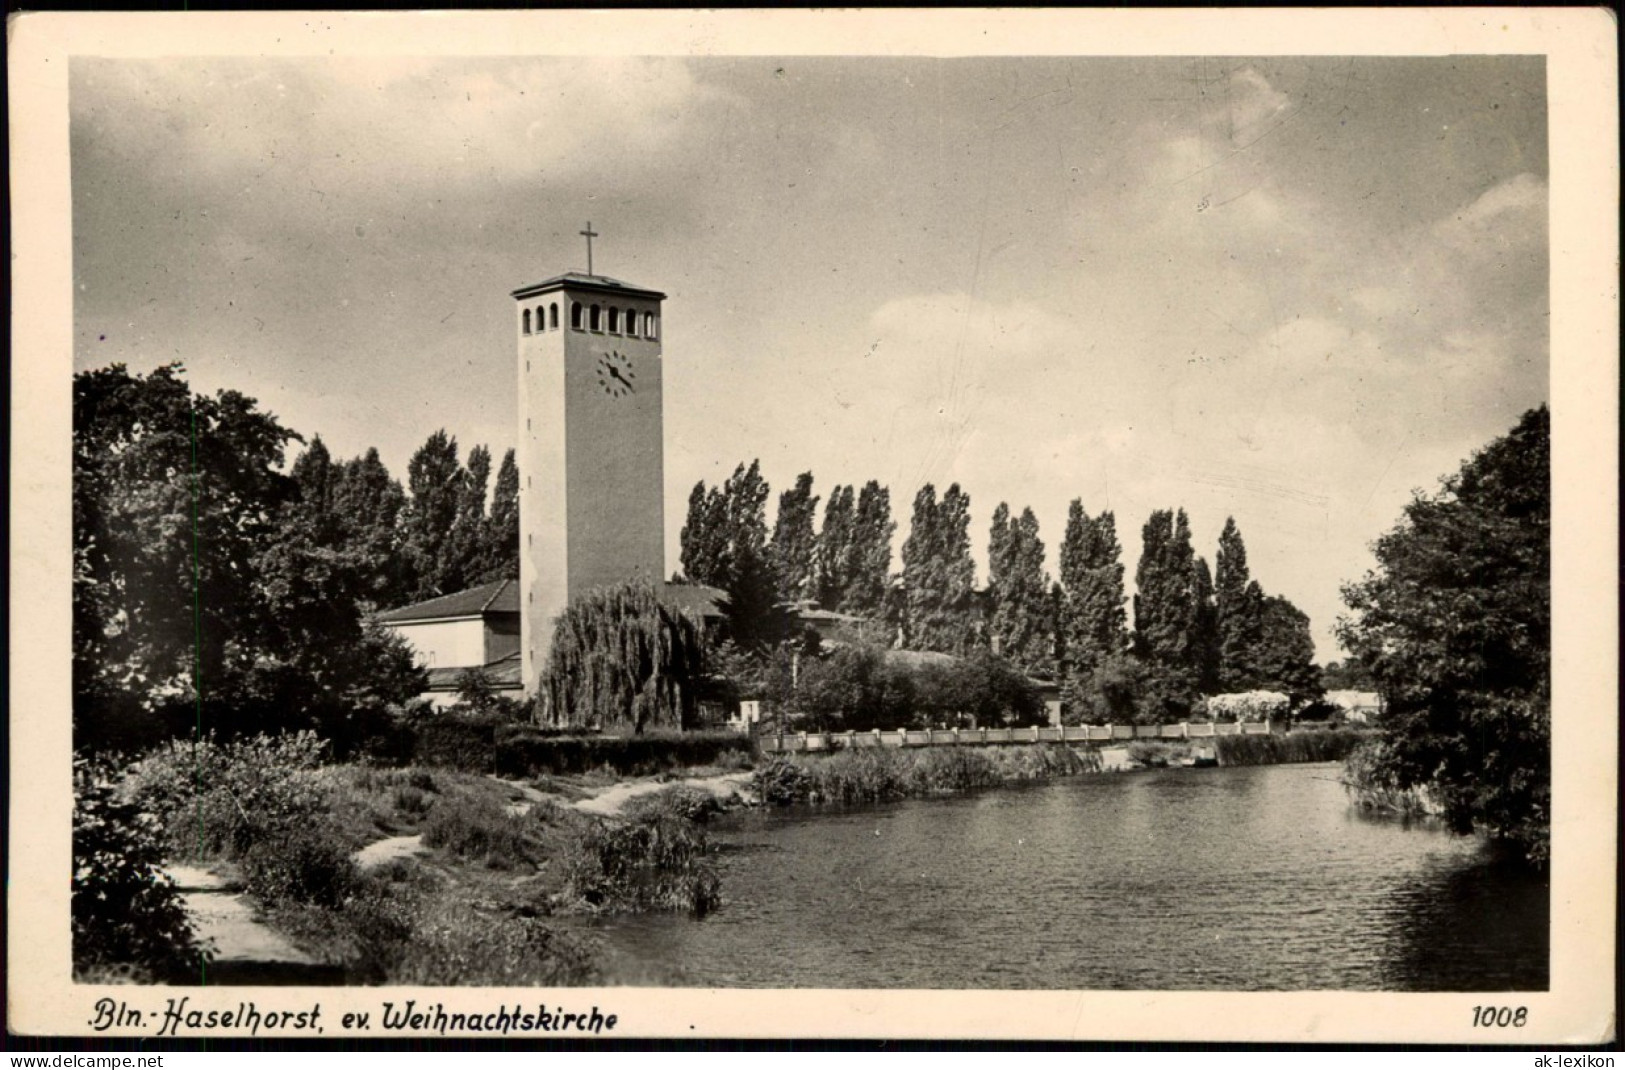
[1471,1006,1527,1027]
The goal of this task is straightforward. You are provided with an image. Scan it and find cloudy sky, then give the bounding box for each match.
[70,54,1548,657]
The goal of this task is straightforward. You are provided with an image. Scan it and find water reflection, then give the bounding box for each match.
[587,763,1547,990]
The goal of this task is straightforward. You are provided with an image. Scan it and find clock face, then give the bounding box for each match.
[595,350,636,398]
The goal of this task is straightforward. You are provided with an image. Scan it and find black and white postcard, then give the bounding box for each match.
[8,8,1617,1044]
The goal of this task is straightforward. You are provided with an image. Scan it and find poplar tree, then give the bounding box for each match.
[847,480,895,618]
[401,430,463,601]
[679,481,731,588]
[1215,517,1264,690]
[679,461,786,651]
[1192,556,1221,695]
[813,484,856,610]
[446,443,491,592]
[901,483,977,654]
[987,503,1053,676]
[332,447,409,607]
[1058,501,1130,720]
[1132,508,1201,715]
[480,448,520,582]
[770,472,820,602]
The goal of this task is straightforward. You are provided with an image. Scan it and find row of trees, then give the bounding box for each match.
[282,432,519,612]
[72,363,521,749]
[679,464,1320,723]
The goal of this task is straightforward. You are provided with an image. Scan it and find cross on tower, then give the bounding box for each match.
[579,221,599,276]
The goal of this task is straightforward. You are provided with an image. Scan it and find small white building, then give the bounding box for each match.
[375,579,525,707]
[1325,689,1383,723]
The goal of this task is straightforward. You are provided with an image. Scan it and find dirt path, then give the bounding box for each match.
[571,772,754,816]
[353,834,427,870]
[165,865,343,985]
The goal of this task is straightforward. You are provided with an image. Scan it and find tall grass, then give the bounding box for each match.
[1215,729,1373,767]
[269,864,600,986]
[1341,739,1442,817]
[563,812,721,917]
[756,744,1100,806]
[419,795,535,868]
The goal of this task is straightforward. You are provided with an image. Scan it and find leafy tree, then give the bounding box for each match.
[790,644,915,732]
[1251,594,1321,709]
[900,483,978,654]
[72,364,425,750]
[73,363,301,746]
[73,756,205,982]
[812,484,856,609]
[916,651,1046,729]
[986,503,1054,676]
[1062,651,1152,726]
[1339,407,1550,862]
[332,447,410,607]
[539,580,707,734]
[1132,508,1201,717]
[1321,657,1378,691]
[770,472,820,601]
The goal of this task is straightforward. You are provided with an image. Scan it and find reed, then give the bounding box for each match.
[1214,729,1372,767]
[756,743,1099,806]
[562,811,721,917]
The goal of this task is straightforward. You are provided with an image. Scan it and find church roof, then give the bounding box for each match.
[374,579,518,623]
[374,578,726,624]
[510,272,666,301]
[659,582,729,620]
[426,652,523,691]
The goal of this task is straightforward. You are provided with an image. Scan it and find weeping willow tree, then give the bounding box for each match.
[539,581,707,733]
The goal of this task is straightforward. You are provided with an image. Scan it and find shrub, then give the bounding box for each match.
[1126,740,1176,767]
[419,794,533,867]
[272,873,598,987]
[129,732,330,859]
[413,715,500,773]
[391,785,433,817]
[1205,691,1291,723]
[72,757,208,982]
[563,813,721,917]
[239,823,358,908]
[387,901,599,986]
[625,785,726,824]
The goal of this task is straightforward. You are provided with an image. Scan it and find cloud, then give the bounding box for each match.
[74,57,738,224]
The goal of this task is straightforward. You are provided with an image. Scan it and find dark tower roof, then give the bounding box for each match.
[510,272,666,302]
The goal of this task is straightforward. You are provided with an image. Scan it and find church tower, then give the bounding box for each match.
[512,232,667,698]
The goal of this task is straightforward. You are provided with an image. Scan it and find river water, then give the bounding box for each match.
[590,762,1547,990]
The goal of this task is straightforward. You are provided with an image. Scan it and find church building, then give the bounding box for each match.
[379,227,724,707]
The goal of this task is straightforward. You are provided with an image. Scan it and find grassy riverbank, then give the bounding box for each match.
[99,735,732,985]
[753,743,1100,805]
